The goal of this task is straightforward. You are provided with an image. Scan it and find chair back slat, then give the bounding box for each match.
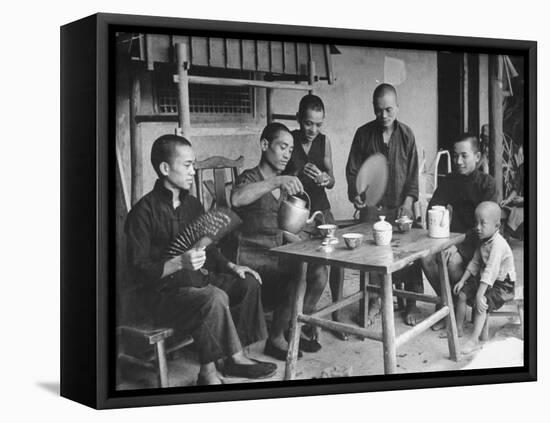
[194,155,244,210]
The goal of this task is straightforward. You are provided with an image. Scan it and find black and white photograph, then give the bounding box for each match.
[5,0,549,420]
[112,26,530,391]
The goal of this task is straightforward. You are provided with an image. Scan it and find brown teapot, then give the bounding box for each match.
[278,192,324,234]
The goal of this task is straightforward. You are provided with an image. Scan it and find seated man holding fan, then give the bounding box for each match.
[125,134,276,385]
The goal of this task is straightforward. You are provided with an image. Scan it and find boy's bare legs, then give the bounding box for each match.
[454,293,467,338]
[462,307,487,354]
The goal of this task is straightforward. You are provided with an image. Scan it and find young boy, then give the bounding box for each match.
[284,95,337,347]
[452,201,516,354]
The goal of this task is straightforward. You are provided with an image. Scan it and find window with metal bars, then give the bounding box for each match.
[154,66,254,116]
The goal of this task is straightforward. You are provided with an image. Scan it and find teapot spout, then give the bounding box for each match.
[306,210,324,225]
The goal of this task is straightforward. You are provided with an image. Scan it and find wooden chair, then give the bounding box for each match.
[194,155,244,210]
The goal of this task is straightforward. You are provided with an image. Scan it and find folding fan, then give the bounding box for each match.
[164,207,242,258]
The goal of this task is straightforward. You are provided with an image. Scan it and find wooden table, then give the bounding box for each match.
[270,223,465,379]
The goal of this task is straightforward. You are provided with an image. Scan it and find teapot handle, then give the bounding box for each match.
[302,191,311,209]
[440,209,448,227]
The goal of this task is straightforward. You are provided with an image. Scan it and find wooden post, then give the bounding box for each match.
[308,60,316,95]
[463,53,469,132]
[176,43,192,140]
[145,34,154,71]
[116,143,130,213]
[381,273,397,374]
[129,73,143,206]
[266,88,274,124]
[437,251,460,361]
[489,55,504,202]
[324,44,335,85]
[285,262,308,380]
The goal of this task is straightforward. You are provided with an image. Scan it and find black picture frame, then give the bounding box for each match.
[60,12,537,409]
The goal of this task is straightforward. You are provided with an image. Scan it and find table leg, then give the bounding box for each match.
[437,251,460,361]
[285,262,308,380]
[359,271,369,328]
[329,266,348,341]
[381,272,397,374]
[330,266,344,322]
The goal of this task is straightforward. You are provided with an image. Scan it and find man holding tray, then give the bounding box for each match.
[345,83,423,326]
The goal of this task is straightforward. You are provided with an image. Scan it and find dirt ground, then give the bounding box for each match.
[117,239,524,390]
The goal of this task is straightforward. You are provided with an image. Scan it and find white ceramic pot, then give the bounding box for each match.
[428,206,450,238]
[373,216,392,246]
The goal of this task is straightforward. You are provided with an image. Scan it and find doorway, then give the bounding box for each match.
[437,52,479,173]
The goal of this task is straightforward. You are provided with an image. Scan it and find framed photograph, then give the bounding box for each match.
[60,12,536,409]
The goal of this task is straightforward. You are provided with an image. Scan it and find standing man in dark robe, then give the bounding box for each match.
[345,83,423,326]
[125,134,276,385]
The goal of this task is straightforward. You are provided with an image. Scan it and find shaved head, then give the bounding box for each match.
[372,83,399,128]
[475,201,502,224]
[372,83,398,104]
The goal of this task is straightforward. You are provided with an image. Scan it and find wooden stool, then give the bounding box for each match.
[480,286,524,341]
[117,325,194,388]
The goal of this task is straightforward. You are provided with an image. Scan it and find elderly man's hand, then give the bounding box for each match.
[398,197,414,219]
[397,205,413,219]
[353,193,367,209]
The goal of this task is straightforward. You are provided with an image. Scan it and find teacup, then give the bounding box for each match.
[317,224,337,238]
[342,233,364,249]
[396,216,413,233]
